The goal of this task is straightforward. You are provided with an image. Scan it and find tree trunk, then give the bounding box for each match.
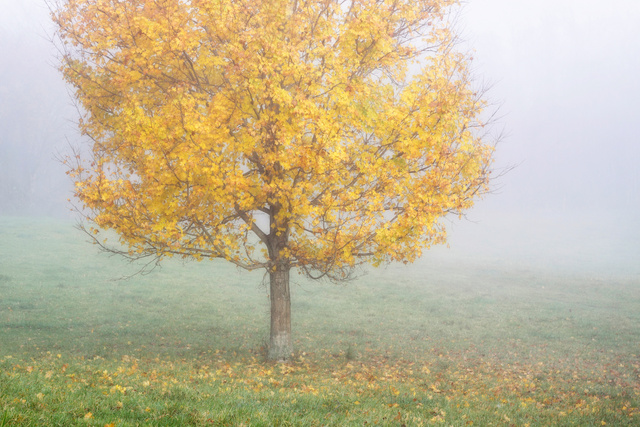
[268,265,293,361]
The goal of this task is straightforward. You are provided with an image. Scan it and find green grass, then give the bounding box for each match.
[0,216,639,425]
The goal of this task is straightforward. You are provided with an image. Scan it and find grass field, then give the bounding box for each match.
[0,216,639,425]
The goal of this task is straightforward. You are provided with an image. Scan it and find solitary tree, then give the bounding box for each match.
[53,0,493,361]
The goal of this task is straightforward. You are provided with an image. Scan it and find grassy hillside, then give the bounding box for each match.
[0,216,638,425]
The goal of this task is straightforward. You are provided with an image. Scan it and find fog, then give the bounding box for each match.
[446,0,640,276]
[0,0,76,217]
[1,0,638,277]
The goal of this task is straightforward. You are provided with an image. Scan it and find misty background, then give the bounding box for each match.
[1,0,638,277]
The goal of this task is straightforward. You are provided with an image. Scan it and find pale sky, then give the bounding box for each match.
[1,0,639,273]
[462,0,640,212]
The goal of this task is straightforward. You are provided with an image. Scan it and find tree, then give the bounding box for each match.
[52,0,493,361]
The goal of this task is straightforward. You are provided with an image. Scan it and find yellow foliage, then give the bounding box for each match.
[53,0,493,279]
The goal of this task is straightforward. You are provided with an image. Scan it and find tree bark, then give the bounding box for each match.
[268,264,293,361]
